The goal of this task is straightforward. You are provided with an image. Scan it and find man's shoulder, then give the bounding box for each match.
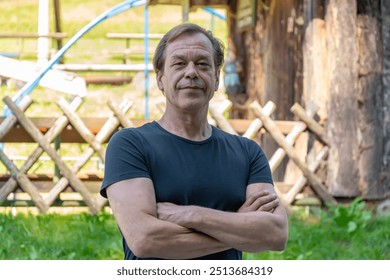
[212,125,255,144]
[212,125,262,154]
[109,122,158,144]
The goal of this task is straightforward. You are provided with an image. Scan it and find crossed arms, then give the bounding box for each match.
[106,178,288,259]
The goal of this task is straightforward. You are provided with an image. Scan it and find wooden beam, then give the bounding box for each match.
[57,98,106,161]
[0,96,32,141]
[0,56,87,96]
[0,96,83,204]
[326,0,360,196]
[0,32,67,39]
[107,100,134,128]
[0,150,49,213]
[3,96,101,214]
[243,101,276,139]
[44,99,132,207]
[251,101,337,205]
[284,146,329,204]
[106,33,164,40]
[53,63,154,72]
[209,103,238,135]
[290,103,329,146]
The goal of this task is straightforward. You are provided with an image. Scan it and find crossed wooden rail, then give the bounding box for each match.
[0,97,336,214]
[0,96,135,214]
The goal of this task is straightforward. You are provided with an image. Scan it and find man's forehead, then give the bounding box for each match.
[166,33,213,53]
[169,48,213,59]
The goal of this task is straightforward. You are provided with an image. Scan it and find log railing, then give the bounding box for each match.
[0,96,335,214]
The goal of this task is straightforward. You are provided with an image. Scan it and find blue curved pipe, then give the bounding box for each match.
[4,0,147,116]
[202,8,226,20]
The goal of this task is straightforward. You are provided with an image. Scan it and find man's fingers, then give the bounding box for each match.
[249,194,278,212]
[257,199,279,212]
[238,192,279,212]
[240,190,270,209]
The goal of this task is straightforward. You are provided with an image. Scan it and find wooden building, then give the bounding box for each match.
[151,0,390,200]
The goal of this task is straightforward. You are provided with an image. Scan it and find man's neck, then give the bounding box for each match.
[157,109,212,141]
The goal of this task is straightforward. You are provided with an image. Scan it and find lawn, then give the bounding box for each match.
[1,202,389,260]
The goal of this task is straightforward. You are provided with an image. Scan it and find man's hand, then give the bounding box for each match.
[157,190,279,225]
[157,202,190,226]
[238,190,279,213]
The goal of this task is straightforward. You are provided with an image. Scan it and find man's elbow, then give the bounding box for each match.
[125,231,156,258]
[249,220,288,253]
[270,230,288,251]
[269,220,288,251]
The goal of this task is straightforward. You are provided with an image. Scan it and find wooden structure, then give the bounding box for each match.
[1,94,340,213]
[229,0,390,200]
[149,0,390,201]
[0,32,68,59]
[106,33,163,64]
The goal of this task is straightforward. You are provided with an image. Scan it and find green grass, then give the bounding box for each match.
[0,211,123,260]
[246,212,390,260]
[1,209,389,260]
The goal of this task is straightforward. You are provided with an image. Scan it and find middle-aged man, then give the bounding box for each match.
[100,23,288,260]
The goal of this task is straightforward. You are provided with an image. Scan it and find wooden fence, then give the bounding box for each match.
[0,95,336,214]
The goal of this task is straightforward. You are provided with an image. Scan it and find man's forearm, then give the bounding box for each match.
[119,213,230,259]
[158,204,288,253]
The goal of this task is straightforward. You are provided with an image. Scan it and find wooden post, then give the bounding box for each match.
[53,0,63,51]
[302,18,329,124]
[325,0,360,197]
[251,101,337,205]
[3,96,100,214]
[37,0,50,65]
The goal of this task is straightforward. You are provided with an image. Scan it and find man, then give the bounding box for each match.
[100,23,288,260]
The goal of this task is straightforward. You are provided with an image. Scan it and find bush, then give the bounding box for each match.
[321,197,372,233]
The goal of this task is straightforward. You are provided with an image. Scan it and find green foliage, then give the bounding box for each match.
[322,197,372,233]
[0,211,123,260]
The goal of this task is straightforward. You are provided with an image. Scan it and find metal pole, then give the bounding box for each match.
[182,0,189,22]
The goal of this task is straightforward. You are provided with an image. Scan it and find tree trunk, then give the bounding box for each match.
[357,14,384,199]
[382,0,390,169]
[325,0,360,197]
[380,0,390,197]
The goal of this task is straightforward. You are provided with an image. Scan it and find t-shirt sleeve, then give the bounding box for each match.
[100,129,151,198]
[247,140,274,186]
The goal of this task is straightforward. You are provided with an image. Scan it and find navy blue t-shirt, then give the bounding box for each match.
[101,121,273,260]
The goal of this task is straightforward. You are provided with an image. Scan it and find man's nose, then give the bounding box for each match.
[184,62,198,79]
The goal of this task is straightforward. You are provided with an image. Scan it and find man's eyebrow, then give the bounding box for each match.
[171,53,213,61]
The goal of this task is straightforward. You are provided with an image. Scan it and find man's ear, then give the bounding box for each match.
[156,70,164,92]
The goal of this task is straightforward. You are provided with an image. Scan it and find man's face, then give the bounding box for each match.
[157,32,220,113]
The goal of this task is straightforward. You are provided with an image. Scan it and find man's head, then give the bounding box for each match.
[153,23,225,75]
